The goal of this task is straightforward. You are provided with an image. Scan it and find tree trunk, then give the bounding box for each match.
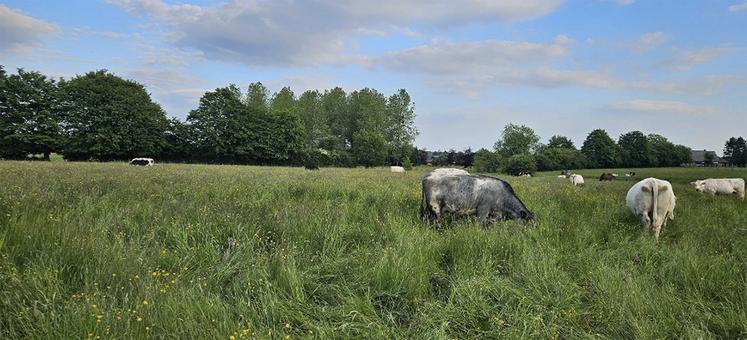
[43,151,50,161]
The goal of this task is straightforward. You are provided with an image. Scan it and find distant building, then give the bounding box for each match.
[690,150,728,167]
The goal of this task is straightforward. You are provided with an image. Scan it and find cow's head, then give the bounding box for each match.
[690,180,704,192]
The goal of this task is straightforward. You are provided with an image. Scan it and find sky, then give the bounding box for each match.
[1,0,746,153]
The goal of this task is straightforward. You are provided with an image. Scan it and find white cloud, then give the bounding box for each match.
[0,4,59,54]
[634,32,666,52]
[609,99,715,115]
[728,1,747,12]
[107,0,561,66]
[669,46,735,71]
[375,36,571,74]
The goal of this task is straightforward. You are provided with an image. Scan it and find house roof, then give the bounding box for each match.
[691,150,725,163]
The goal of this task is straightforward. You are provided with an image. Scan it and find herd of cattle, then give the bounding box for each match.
[420,167,745,241]
[129,158,743,240]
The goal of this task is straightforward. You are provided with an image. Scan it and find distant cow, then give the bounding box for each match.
[625,172,636,177]
[390,166,406,173]
[518,171,532,177]
[420,168,535,224]
[626,177,676,240]
[691,178,745,199]
[557,175,567,178]
[560,170,572,177]
[304,163,319,170]
[569,174,584,186]
[599,173,616,181]
[130,158,154,166]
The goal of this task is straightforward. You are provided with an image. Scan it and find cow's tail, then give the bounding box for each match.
[651,178,659,227]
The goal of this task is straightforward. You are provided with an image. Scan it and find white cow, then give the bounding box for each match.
[690,178,745,199]
[557,175,567,178]
[626,177,676,240]
[390,166,406,173]
[569,174,584,186]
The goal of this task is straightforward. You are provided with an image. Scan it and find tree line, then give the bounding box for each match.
[430,124,695,175]
[0,66,417,166]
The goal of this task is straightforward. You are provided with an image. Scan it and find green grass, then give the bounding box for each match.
[1,162,746,339]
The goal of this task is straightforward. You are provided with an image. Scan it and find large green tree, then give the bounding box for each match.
[321,87,349,146]
[384,89,418,163]
[270,86,296,113]
[59,70,168,161]
[648,134,677,167]
[351,130,386,167]
[245,82,269,113]
[724,137,747,167]
[581,129,619,168]
[618,131,652,167]
[547,135,576,149]
[494,124,540,157]
[0,69,61,160]
[296,90,328,148]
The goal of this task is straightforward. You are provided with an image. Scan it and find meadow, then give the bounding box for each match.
[1,161,746,339]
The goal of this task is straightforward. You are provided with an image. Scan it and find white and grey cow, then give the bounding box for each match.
[690,178,745,199]
[390,166,406,173]
[420,168,535,224]
[626,177,676,241]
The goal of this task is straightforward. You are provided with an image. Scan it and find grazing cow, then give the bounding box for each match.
[625,171,636,177]
[557,175,567,178]
[518,171,532,177]
[130,158,154,166]
[599,173,616,181]
[304,163,320,170]
[690,178,745,199]
[626,177,676,240]
[420,168,535,224]
[390,166,406,173]
[560,170,572,177]
[569,174,584,186]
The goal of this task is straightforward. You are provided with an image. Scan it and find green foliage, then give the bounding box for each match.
[673,144,692,165]
[504,153,537,175]
[547,135,575,149]
[473,148,502,173]
[0,69,61,160]
[351,130,387,167]
[724,137,747,167]
[4,163,746,338]
[401,157,413,170]
[494,124,540,157]
[59,70,168,161]
[618,131,652,167]
[536,147,586,171]
[245,82,269,113]
[187,86,305,164]
[270,86,296,113]
[581,129,619,168]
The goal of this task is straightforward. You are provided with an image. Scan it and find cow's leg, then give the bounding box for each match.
[477,205,490,225]
[653,225,662,241]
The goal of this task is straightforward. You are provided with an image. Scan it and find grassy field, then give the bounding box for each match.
[1,161,746,339]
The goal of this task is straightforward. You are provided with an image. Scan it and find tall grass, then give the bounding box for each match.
[1,162,745,338]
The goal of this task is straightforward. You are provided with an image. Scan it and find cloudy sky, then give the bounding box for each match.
[1,0,745,153]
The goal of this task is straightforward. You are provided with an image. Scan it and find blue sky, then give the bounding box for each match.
[1,0,745,153]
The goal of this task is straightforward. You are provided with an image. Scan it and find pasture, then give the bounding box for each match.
[1,161,746,338]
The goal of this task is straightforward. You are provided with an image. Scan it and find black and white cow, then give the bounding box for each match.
[130,158,154,166]
[420,168,535,224]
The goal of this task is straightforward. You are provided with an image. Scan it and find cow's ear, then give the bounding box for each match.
[658,184,669,191]
[641,186,651,192]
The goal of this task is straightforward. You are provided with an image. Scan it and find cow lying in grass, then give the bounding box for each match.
[691,178,745,199]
